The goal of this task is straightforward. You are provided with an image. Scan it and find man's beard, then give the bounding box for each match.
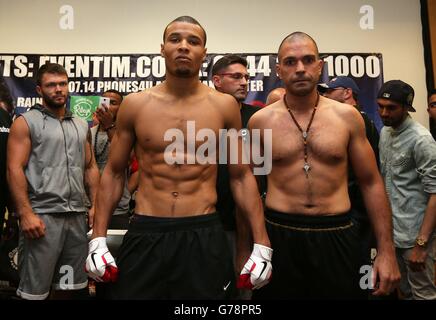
[381,119,392,126]
[175,67,194,78]
[234,92,247,102]
[43,92,66,109]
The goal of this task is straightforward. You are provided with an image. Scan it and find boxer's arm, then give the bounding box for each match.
[91,95,137,239]
[84,129,100,227]
[348,107,400,295]
[222,97,270,248]
[217,95,272,289]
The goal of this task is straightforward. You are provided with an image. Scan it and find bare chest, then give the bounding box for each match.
[134,103,224,153]
[269,114,349,165]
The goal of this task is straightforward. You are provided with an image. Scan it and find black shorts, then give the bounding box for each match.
[109,212,236,300]
[252,209,366,300]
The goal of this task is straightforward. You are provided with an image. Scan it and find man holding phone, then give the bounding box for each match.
[91,89,131,230]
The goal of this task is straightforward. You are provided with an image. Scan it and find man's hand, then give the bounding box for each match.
[85,237,118,282]
[20,212,46,239]
[237,243,272,290]
[371,250,401,296]
[95,104,114,130]
[407,246,428,272]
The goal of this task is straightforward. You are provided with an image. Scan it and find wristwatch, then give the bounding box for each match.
[415,237,428,248]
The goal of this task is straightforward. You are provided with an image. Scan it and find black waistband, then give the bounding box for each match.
[128,212,221,233]
[265,208,352,231]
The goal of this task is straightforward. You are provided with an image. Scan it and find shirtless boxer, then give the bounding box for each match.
[86,16,272,299]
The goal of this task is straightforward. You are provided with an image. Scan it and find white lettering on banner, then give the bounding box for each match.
[63,56,76,76]
[151,56,165,78]
[85,81,95,92]
[13,56,28,77]
[109,56,131,78]
[202,80,215,88]
[136,56,166,78]
[200,61,208,77]
[201,78,264,92]
[245,56,256,76]
[245,55,271,77]
[103,56,111,77]
[37,56,136,78]
[136,56,151,77]
[249,80,264,92]
[0,56,30,77]
[93,80,161,93]
[256,56,271,76]
[335,55,349,76]
[0,56,14,76]
[350,55,365,77]
[90,56,103,77]
[76,56,89,78]
[323,55,380,78]
[16,97,42,108]
[365,56,381,78]
[1,54,381,81]
[1,54,382,112]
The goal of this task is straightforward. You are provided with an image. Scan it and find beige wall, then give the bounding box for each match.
[0,0,429,127]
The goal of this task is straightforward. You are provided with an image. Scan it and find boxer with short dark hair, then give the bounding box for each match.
[87,16,272,299]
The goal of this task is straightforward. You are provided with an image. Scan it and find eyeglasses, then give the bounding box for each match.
[218,73,250,81]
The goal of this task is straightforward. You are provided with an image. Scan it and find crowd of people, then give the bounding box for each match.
[0,15,435,300]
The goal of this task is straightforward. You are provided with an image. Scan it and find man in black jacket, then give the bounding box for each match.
[320,76,380,277]
[212,55,266,297]
[0,81,14,234]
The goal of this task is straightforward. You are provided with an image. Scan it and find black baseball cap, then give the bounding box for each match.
[377,80,416,112]
[318,76,360,95]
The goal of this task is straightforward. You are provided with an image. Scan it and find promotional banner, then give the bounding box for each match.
[0,53,383,129]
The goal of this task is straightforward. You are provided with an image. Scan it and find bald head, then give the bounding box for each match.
[278,32,319,62]
[265,87,286,106]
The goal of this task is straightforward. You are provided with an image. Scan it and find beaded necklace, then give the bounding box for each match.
[283,93,320,178]
[93,124,109,161]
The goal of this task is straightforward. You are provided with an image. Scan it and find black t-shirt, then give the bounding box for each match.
[430,118,436,141]
[348,108,380,224]
[0,108,12,218]
[216,103,265,230]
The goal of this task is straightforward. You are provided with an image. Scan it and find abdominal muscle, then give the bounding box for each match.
[133,157,218,217]
[265,160,351,216]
